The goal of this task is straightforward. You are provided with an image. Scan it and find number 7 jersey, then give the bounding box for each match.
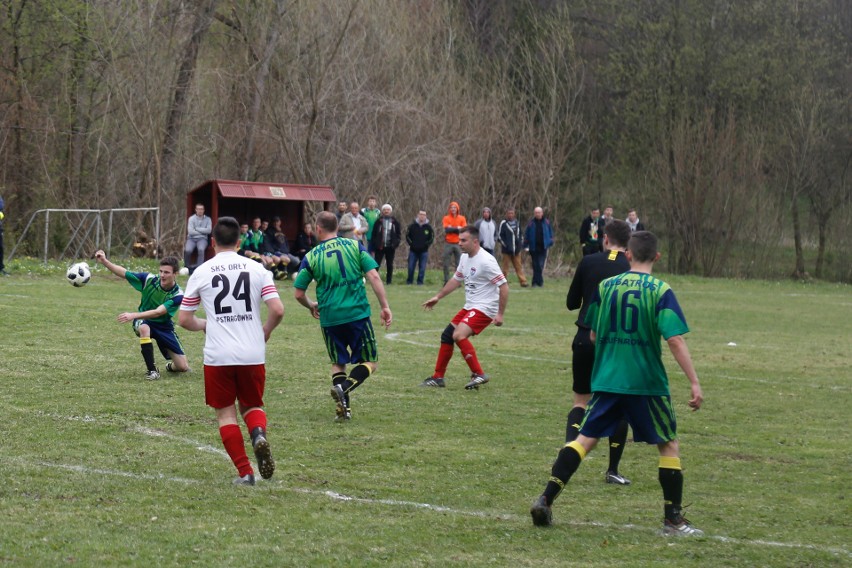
[180,250,280,366]
[293,236,378,327]
[584,271,689,396]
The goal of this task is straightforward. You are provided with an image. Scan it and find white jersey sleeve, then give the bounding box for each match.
[180,251,279,366]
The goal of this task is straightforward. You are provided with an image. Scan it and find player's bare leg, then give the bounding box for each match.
[164,350,190,373]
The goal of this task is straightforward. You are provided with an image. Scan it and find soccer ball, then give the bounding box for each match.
[178,267,190,276]
[66,262,91,287]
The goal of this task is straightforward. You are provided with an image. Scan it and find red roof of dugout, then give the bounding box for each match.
[189,179,336,203]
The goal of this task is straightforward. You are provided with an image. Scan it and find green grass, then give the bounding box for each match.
[0,260,849,566]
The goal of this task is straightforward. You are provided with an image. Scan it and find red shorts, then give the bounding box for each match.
[204,364,266,409]
[451,308,493,335]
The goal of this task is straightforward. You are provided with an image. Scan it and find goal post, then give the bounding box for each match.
[8,207,160,264]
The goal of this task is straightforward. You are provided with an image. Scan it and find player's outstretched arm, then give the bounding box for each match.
[365,269,392,329]
[666,334,703,411]
[94,250,127,278]
[118,305,167,324]
[422,278,462,309]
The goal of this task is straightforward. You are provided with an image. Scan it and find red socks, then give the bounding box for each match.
[243,408,267,434]
[219,424,252,477]
[456,338,484,375]
[434,343,454,377]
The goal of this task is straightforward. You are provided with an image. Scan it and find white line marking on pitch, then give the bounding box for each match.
[10,409,849,557]
[18,458,851,557]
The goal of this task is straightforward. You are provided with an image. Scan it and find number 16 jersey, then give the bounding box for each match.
[584,271,689,396]
[181,250,280,366]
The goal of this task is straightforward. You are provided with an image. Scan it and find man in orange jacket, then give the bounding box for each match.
[442,201,467,283]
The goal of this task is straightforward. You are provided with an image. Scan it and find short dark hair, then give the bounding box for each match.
[460,224,479,240]
[159,256,180,273]
[604,219,631,249]
[213,216,241,247]
[316,211,338,232]
[628,231,658,263]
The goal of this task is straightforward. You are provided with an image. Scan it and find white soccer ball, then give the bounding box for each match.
[179,267,190,276]
[66,262,91,287]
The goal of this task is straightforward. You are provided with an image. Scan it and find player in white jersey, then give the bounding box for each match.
[420,225,508,390]
[179,216,284,486]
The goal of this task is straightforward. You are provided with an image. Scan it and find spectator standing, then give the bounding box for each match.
[474,207,498,255]
[335,201,348,221]
[627,209,646,232]
[339,201,369,245]
[498,208,528,287]
[579,208,605,256]
[406,210,434,285]
[184,203,212,274]
[441,201,467,284]
[0,193,7,275]
[179,216,284,486]
[372,204,402,285]
[524,207,555,287]
[295,222,317,259]
[361,196,381,255]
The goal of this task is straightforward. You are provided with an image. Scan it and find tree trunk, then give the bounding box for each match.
[159,0,220,229]
[240,0,288,180]
[790,198,808,279]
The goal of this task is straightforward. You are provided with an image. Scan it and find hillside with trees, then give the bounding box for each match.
[1,0,849,280]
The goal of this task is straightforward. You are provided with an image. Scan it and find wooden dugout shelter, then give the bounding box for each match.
[185,179,336,258]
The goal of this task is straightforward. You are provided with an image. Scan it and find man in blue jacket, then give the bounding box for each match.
[524,207,554,287]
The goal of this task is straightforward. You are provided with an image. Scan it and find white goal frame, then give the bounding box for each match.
[8,207,160,264]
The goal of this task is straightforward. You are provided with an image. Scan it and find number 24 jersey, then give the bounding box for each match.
[180,250,280,366]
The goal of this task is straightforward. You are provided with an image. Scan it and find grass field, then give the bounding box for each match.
[0,259,849,566]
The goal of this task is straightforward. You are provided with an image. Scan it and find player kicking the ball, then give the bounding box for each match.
[294,211,392,421]
[420,225,508,390]
[95,250,189,380]
[530,231,704,535]
[178,217,284,486]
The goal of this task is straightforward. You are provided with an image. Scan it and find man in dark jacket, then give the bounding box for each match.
[498,208,528,287]
[372,204,402,284]
[564,219,633,485]
[295,222,317,259]
[524,207,555,287]
[579,208,605,256]
[406,210,434,285]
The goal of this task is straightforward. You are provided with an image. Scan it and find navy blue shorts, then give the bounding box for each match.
[134,319,185,360]
[321,317,378,365]
[579,392,677,444]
